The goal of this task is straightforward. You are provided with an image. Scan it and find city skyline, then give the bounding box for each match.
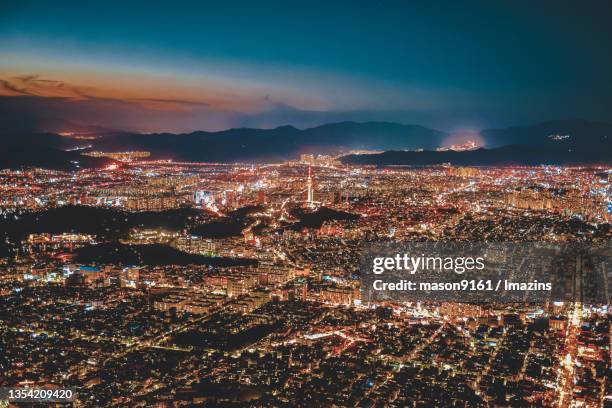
[1,158,610,406]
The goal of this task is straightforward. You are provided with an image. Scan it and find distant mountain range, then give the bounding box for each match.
[343,119,611,166]
[83,121,447,162]
[1,119,610,169]
[340,144,610,167]
[481,119,612,147]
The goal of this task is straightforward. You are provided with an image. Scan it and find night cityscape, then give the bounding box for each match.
[1,1,612,407]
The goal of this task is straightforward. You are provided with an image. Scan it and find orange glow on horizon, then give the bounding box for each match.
[0,69,327,113]
[441,130,486,149]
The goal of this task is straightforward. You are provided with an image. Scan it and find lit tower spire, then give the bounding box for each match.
[307,165,314,208]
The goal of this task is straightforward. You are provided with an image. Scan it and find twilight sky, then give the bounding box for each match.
[1,0,612,133]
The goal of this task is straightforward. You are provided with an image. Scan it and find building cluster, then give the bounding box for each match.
[82,150,151,161]
[0,157,610,406]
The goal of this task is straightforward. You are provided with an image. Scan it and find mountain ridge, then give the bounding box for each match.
[340,143,611,166]
[1,119,610,168]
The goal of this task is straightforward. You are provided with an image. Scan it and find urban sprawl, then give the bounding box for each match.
[0,151,610,407]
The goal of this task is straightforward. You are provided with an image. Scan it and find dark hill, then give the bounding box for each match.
[17,121,446,163]
[482,119,612,149]
[74,242,256,266]
[4,119,610,166]
[0,206,206,242]
[341,144,611,166]
[0,146,113,170]
[189,220,246,239]
[189,205,266,238]
[289,207,360,230]
[0,132,67,149]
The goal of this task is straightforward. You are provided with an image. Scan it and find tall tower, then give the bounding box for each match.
[307,166,314,208]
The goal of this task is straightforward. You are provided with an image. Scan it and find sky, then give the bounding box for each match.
[1,0,612,133]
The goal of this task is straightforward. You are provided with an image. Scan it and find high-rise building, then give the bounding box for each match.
[194,190,212,205]
[300,154,315,165]
[307,166,314,208]
[257,190,266,204]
